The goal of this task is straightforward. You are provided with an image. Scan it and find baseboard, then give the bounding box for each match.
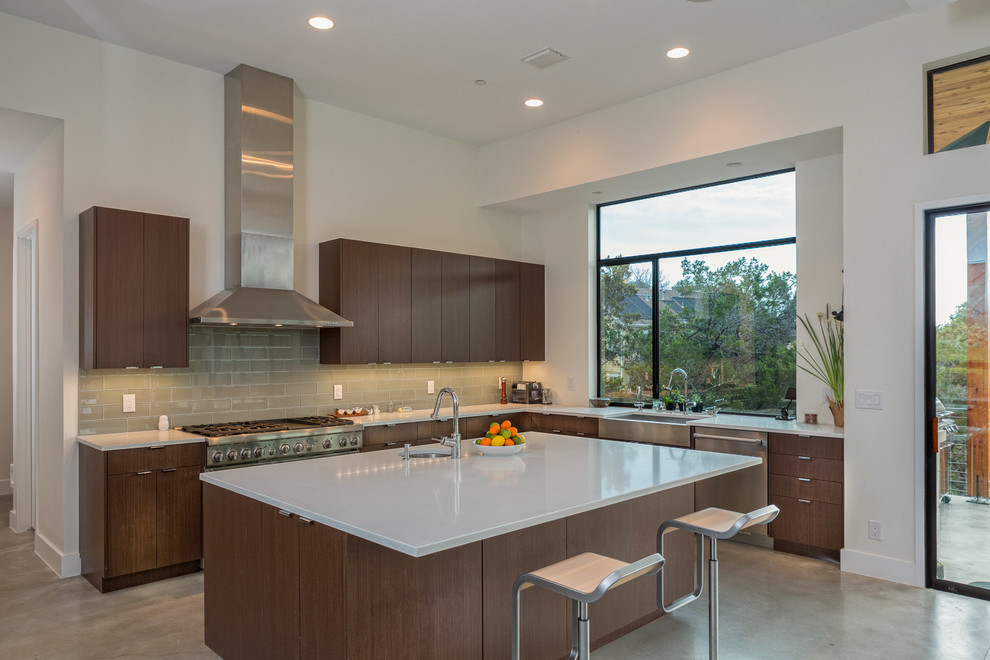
[34,531,82,578]
[841,548,921,586]
[0,479,11,496]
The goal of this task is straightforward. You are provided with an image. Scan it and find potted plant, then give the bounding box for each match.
[661,391,676,411]
[673,391,686,412]
[690,396,704,413]
[797,304,844,427]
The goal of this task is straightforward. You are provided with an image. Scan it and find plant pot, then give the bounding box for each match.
[827,397,844,427]
[665,402,676,411]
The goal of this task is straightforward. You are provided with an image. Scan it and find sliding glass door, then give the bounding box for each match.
[925,203,990,600]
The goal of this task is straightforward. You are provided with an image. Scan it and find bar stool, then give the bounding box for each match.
[512,551,665,660]
[656,505,779,659]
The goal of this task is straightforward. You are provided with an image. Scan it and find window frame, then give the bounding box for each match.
[595,168,797,411]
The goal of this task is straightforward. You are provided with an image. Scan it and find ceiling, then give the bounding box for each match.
[0,0,954,146]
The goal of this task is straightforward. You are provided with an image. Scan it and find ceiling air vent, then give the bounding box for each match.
[521,47,568,69]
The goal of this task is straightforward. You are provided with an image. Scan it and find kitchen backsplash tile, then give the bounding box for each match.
[78,327,523,434]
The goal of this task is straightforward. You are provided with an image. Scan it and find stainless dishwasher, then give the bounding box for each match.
[692,425,770,548]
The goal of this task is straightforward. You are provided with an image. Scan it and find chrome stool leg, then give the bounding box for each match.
[656,505,779,659]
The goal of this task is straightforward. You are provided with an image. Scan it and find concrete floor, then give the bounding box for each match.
[2,493,989,659]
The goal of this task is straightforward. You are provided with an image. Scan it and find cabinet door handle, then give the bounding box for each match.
[552,429,561,433]
[798,456,812,460]
[278,509,292,517]
[798,434,811,438]
[576,432,586,436]
[148,446,165,450]
[136,471,152,475]
[385,442,397,447]
[298,517,314,525]
[798,477,811,482]
[798,499,811,504]
[386,424,397,427]
[163,468,177,473]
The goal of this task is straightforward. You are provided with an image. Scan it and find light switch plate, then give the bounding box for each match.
[855,390,883,410]
[333,384,343,400]
[427,380,435,394]
[122,394,136,413]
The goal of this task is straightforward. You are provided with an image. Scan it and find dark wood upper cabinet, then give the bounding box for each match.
[378,244,411,363]
[320,239,380,364]
[494,259,520,362]
[79,207,189,369]
[469,256,496,362]
[320,240,544,365]
[519,263,546,361]
[411,248,443,363]
[441,252,471,363]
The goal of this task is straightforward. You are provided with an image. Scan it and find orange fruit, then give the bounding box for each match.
[509,427,518,437]
[480,437,492,446]
[491,436,506,447]
[504,438,514,446]
[489,423,500,435]
[500,420,512,429]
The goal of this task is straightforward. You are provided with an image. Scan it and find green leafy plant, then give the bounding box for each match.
[797,305,843,405]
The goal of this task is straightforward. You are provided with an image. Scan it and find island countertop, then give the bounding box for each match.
[200,433,759,557]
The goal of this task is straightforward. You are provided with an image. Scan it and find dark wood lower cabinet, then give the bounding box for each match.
[80,444,203,593]
[203,483,695,660]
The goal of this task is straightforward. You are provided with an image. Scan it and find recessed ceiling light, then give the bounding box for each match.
[474,79,487,86]
[667,47,690,59]
[308,16,334,30]
[525,98,544,108]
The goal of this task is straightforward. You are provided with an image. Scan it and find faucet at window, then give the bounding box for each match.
[666,368,688,412]
[431,387,462,459]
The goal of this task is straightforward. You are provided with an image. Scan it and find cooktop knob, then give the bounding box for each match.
[293,442,304,453]
[240,449,252,460]
[322,439,332,449]
[349,436,359,447]
[254,447,264,458]
[338,437,347,447]
[279,444,290,455]
[212,451,223,463]
[226,450,237,461]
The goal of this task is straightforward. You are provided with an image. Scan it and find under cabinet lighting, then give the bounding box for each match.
[308,16,334,30]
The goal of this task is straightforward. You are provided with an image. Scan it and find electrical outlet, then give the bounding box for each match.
[122,394,136,413]
[855,390,884,410]
[568,377,575,391]
[868,520,882,541]
[427,380,434,394]
[333,384,343,400]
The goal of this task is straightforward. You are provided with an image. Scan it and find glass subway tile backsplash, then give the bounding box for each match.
[78,327,523,435]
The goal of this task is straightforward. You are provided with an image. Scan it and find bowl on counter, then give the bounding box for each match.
[589,397,611,408]
[473,442,526,456]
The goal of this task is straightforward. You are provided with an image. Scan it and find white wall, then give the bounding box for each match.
[0,205,11,495]
[487,1,990,584]
[0,12,521,575]
[795,154,844,422]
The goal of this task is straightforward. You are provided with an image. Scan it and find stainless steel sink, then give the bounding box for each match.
[398,445,453,459]
[599,412,707,447]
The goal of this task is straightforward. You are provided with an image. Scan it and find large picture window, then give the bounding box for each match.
[597,171,797,415]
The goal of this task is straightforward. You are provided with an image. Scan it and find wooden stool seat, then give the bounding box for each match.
[512,552,664,659]
[665,506,779,539]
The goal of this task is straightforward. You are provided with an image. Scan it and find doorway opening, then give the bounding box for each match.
[10,221,38,532]
[925,202,990,601]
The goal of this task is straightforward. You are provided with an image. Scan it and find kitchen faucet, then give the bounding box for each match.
[431,387,462,459]
[666,368,689,411]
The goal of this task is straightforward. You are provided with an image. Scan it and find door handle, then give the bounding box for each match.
[163,468,177,473]
[798,477,811,482]
[693,433,765,444]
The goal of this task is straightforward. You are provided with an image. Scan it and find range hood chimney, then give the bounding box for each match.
[189,65,353,329]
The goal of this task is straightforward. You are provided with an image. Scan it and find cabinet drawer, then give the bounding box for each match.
[559,415,598,437]
[769,433,842,460]
[417,418,454,441]
[362,423,419,447]
[107,443,202,475]
[770,453,842,482]
[769,495,843,550]
[769,474,842,505]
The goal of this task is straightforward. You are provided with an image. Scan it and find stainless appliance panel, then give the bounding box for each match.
[693,425,770,548]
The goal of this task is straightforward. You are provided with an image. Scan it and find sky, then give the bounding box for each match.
[934,214,970,326]
[599,171,796,284]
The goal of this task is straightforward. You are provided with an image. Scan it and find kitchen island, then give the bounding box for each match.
[201,433,758,659]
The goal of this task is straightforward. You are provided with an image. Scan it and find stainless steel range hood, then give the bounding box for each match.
[189,65,352,329]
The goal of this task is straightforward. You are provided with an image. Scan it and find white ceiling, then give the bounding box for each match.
[0,0,953,146]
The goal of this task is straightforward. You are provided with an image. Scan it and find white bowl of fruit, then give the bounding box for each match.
[474,420,526,456]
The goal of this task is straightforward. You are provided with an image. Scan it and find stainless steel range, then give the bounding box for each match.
[183,416,363,470]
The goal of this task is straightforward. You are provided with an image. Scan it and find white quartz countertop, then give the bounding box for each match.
[358,402,843,438]
[200,433,760,557]
[78,429,206,451]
